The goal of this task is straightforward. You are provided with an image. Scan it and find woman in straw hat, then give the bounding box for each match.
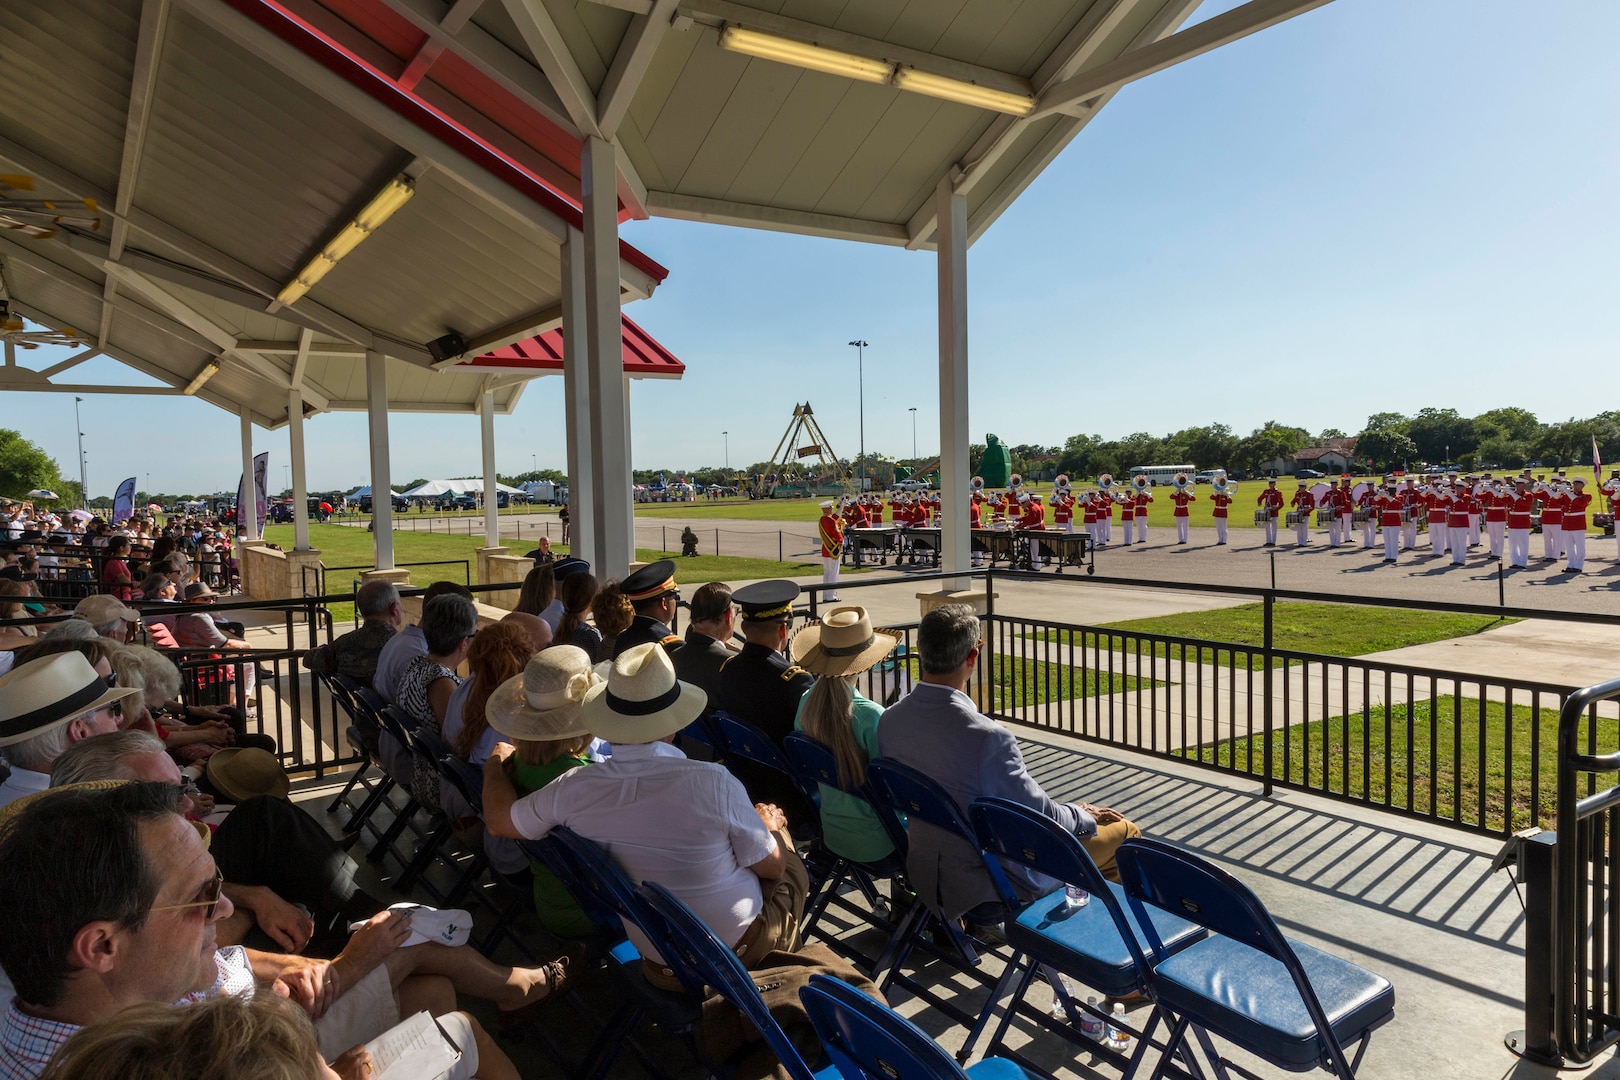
[791,606,904,868]
[485,645,603,938]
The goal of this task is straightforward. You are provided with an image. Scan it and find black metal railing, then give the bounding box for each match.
[300,558,472,596]
[1513,676,1620,1068]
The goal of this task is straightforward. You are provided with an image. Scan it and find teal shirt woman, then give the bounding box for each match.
[793,687,893,863]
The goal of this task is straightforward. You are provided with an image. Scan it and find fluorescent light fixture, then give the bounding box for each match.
[183,358,221,395]
[276,177,415,306]
[718,25,893,84]
[891,66,1036,116]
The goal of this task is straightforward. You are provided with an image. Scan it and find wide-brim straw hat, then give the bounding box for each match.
[790,606,903,678]
[205,747,289,802]
[487,645,600,742]
[579,642,705,745]
[0,653,143,747]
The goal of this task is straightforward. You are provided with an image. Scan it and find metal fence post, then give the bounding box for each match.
[779,531,783,562]
[716,528,720,556]
[1262,591,1275,796]
[1499,559,1506,609]
[1507,830,1562,1065]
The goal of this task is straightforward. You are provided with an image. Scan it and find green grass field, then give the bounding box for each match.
[1020,602,1516,669]
[1179,696,1609,832]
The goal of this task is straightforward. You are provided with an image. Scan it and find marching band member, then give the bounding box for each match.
[1427,479,1449,557]
[1355,478,1376,548]
[1019,492,1047,569]
[1377,480,1403,563]
[1605,470,1620,562]
[1400,477,1421,550]
[1052,477,1075,533]
[1098,477,1116,543]
[1506,479,1534,568]
[988,487,1008,528]
[1290,480,1315,547]
[969,481,985,568]
[1483,483,1508,559]
[1448,482,1472,565]
[1170,482,1195,544]
[1131,481,1150,544]
[1321,481,1342,548]
[1210,475,1232,545]
[1470,475,1489,547]
[1258,478,1283,545]
[818,499,843,602]
[1078,489,1097,548]
[1118,486,1135,546]
[1565,477,1592,572]
[1539,480,1564,561]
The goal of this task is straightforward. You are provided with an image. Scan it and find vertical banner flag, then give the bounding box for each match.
[112,477,137,524]
[1594,436,1602,486]
[236,453,270,533]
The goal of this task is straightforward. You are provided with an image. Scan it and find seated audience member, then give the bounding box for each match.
[99,536,136,601]
[550,570,600,656]
[115,643,265,751]
[0,581,38,636]
[395,593,478,730]
[71,594,140,643]
[371,581,471,704]
[0,652,141,807]
[513,563,555,619]
[590,581,633,662]
[671,582,737,705]
[611,560,683,658]
[498,611,551,654]
[172,583,256,704]
[135,572,177,603]
[714,579,816,821]
[50,731,379,954]
[520,535,554,563]
[300,580,401,689]
[877,605,1140,940]
[444,621,534,767]
[483,643,806,987]
[792,606,905,867]
[37,993,353,1080]
[0,783,575,1080]
[484,646,599,939]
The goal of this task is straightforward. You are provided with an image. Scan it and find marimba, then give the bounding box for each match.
[972,527,1015,566]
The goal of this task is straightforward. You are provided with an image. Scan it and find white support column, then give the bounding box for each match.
[238,410,259,541]
[582,135,632,576]
[561,227,595,562]
[480,389,499,548]
[366,349,395,570]
[623,375,636,540]
[288,388,311,551]
[937,176,970,582]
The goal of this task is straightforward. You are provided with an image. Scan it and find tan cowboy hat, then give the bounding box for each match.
[790,606,902,678]
[73,594,140,625]
[183,581,218,601]
[579,642,706,745]
[487,646,600,742]
[0,653,143,746]
[205,747,290,802]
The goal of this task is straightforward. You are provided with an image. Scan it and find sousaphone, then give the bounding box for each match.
[1172,471,1191,492]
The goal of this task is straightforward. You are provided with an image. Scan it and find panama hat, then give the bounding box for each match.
[790,606,903,678]
[487,645,600,742]
[73,594,140,626]
[184,581,218,601]
[579,642,705,745]
[205,747,290,802]
[0,653,143,746]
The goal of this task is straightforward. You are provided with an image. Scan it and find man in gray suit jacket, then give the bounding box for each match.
[877,604,1139,937]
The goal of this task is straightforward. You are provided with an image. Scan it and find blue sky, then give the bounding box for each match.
[10,0,1620,497]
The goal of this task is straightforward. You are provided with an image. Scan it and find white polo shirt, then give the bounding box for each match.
[508,741,775,963]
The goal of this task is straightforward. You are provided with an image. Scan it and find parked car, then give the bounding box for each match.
[1193,470,1219,484]
[1296,468,1326,479]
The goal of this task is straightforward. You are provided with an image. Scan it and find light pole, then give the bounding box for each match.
[73,396,88,508]
[283,464,290,494]
[722,431,729,470]
[848,341,867,492]
[531,453,536,475]
[908,407,917,462]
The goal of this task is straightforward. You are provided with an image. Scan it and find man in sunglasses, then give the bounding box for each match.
[0,652,141,808]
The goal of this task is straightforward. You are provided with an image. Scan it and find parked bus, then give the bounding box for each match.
[1127,464,1197,487]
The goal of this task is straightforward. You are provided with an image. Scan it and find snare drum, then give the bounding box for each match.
[1353,507,1372,524]
[1253,508,1271,526]
[1285,511,1306,528]
[1315,509,1335,527]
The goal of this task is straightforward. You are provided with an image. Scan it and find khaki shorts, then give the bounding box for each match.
[313,966,479,1080]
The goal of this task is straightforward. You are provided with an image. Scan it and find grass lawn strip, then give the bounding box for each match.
[1178,696,1609,833]
[1021,602,1517,670]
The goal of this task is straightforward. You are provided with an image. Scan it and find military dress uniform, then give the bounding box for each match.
[1289,484,1315,547]
[1506,485,1534,568]
[1566,480,1592,571]
[818,500,843,601]
[1257,482,1284,546]
[612,559,683,659]
[1170,489,1195,544]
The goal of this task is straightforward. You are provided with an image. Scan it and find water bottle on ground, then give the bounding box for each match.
[1080,996,1105,1042]
[1107,1002,1131,1052]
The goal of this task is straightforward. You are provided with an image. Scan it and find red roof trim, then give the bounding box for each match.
[464,315,684,377]
[224,0,668,284]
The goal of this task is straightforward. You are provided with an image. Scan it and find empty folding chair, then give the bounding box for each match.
[1115,838,1395,1080]
[964,798,1207,1074]
[320,673,383,817]
[712,711,823,848]
[799,973,1035,1080]
[635,881,842,1080]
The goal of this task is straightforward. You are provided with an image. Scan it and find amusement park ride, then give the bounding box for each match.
[752,402,852,498]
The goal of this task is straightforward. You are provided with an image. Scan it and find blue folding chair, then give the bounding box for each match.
[964,798,1207,1074]
[799,973,1034,1080]
[1115,838,1395,1080]
[863,759,1012,1030]
[635,881,842,1080]
[322,674,394,829]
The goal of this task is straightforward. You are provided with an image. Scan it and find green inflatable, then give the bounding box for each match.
[980,434,1011,489]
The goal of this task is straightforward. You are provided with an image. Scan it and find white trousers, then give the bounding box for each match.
[1451,526,1468,564]
[1431,522,1447,555]
[821,556,840,599]
[1215,517,1228,544]
[1469,515,1480,546]
[1543,524,1560,560]
[1264,516,1278,545]
[1383,526,1399,561]
[1508,528,1530,568]
[1136,516,1148,543]
[1568,529,1587,570]
[1028,534,1043,569]
[1486,520,1505,557]
[1327,517,1340,547]
[1402,521,1416,550]
[1176,517,1189,543]
[1102,517,1112,542]
[1358,515,1374,547]
[1121,518,1133,545]
[1295,519,1309,546]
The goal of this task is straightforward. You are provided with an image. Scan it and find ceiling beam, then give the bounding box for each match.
[0,381,182,396]
[397,0,485,89]
[290,326,313,387]
[452,301,565,364]
[498,0,604,139]
[236,339,366,356]
[1029,0,1335,120]
[39,348,102,379]
[597,0,679,138]
[646,190,909,246]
